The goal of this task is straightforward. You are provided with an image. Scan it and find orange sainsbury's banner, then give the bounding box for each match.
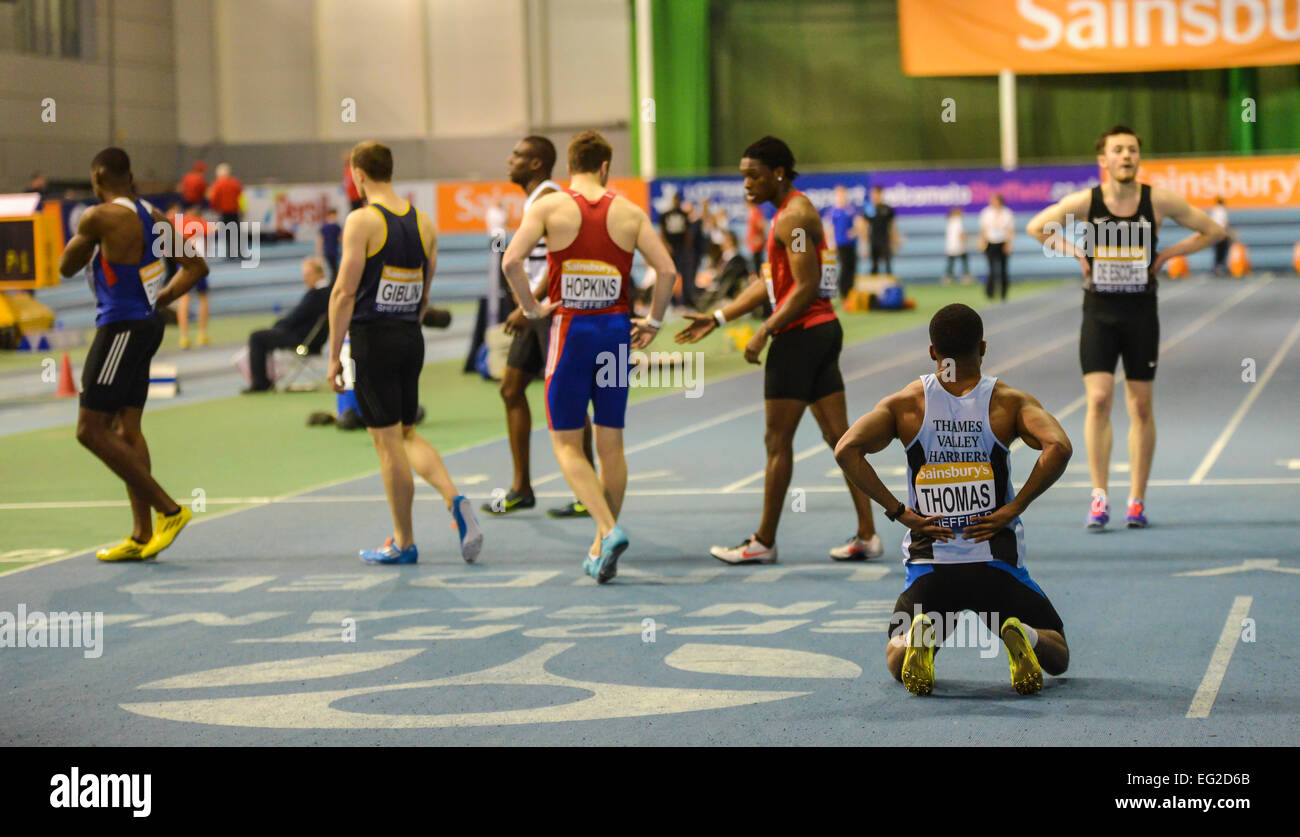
[899,0,1300,76]
[436,177,649,234]
[1101,154,1300,208]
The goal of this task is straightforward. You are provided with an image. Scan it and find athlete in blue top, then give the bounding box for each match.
[59,147,210,561]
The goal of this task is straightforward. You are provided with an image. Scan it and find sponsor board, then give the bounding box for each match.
[1104,155,1300,209]
[436,177,649,234]
[900,0,1300,76]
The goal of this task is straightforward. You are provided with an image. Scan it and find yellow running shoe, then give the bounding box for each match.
[197,332,210,346]
[1000,617,1043,695]
[96,537,149,562]
[141,506,192,558]
[900,612,937,696]
[179,335,191,350]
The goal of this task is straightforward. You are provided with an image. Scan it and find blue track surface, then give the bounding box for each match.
[2,277,1297,745]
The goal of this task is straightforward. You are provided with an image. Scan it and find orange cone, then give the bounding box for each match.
[56,352,77,398]
[1165,255,1189,279]
[1291,241,1300,274]
[1228,242,1251,278]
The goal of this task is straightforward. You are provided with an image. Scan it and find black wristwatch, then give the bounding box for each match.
[885,501,906,522]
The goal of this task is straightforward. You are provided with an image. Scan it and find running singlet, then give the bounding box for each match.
[763,190,837,333]
[902,374,1026,566]
[523,179,561,294]
[546,189,633,316]
[1084,183,1159,297]
[351,203,427,324]
[88,197,166,327]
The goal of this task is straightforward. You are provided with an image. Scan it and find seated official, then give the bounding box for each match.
[243,258,332,393]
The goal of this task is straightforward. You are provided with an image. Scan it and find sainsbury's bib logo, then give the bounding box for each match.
[914,461,996,522]
[561,259,621,309]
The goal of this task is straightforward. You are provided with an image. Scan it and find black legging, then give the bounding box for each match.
[984,243,1009,300]
[870,240,892,275]
[837,244,857,298]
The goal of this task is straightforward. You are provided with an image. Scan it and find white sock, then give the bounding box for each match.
[1091,487,1107,500]
[1022,624,1039,647]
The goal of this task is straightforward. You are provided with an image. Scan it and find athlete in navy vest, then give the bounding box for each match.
[834,304,1073,696]
[59,147,209,562]
[1028,125,1224,530]
[327,141,482,566]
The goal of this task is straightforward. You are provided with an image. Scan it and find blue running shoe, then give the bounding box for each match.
[361,541,418,565]
[1086,492,1109,530]
[451,494,483,563]
[592,525,629,584]
[581,550,601,579]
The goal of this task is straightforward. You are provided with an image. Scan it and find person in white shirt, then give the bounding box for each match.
[978,193,1015,301]
[1208,197,1231,276]
[943,207,971,285]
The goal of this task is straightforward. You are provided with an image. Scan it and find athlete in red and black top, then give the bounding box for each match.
[59,147,209,561]
[676,136,880,565]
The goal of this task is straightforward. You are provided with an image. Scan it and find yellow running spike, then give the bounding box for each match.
[141,506,193,559]
[96,537,149,562]
[1001,617,1044,695]
[900,612,936,696]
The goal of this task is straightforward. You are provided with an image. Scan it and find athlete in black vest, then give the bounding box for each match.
[1029,125,1224,531]
[328,141,483,565]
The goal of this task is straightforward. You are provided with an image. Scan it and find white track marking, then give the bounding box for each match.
[7,476,1298,510]
[1190,315,1300,484]
[1186,595,1253,719]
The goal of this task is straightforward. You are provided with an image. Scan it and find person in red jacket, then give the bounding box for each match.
[207,163,242,226]
[343,151,364,210]
[177,161,207,210]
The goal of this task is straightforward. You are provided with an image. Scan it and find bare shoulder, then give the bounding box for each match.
[1149,185,1191,212]
[610,193,647,220]
[888,378,926,412]
[992,379,1040,411]
[415,208,437,240]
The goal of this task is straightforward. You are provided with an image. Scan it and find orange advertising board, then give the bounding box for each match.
[899,0,1300,76]
[1101,155,1300,209]
[435,177,648,234]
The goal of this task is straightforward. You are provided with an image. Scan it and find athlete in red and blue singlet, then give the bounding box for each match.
[500,131,677,584]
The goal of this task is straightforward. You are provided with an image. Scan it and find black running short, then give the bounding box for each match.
[80,313,165,413]
[889,562,1065,642]
[764,318,844,402]
[1080,294,1159,381]
[506,315,550,378]
[349,320,424,428]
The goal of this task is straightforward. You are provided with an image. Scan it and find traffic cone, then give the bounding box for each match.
[1228,242,1251,278]
[1291,241,1300,274]
[56,352,77,398]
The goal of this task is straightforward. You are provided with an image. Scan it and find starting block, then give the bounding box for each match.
[148,363,179,398]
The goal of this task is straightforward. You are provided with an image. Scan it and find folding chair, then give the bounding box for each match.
[275,313,330,392]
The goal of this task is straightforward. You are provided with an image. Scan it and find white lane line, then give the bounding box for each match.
[721,443,828,493]
[6,475,1284,509]
[1190,315,1300,484]
[1186,595,1253,720]
[1010,278,1275,451]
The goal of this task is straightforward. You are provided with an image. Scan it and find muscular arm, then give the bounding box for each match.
[634,207,677,326]
[500,198,550,318]
[59,208,101,277]
[763,200,822,335]
[1152,188,1226,268]
[835,393,954,540]
[1027,190,1091,260]
[327,210,371,366]
[418,215,437,325]
[1007,391,1072,514]
[150,209,209,308]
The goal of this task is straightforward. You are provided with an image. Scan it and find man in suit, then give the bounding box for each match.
[243,257,332,393]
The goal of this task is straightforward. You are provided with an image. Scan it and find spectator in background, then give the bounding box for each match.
[242,257,333,393]
[712,230,752,299]
[318,208,342,280]
[865,185,896,275]
[208,163,243,259]
[660,192,692,307]
[943,206,971,285]
[27,171,48,195]
[825,185,860,298]
[979,192,1015,301]
[177,161,207,210]
[1209,197,1231,276]
[746,202,767,277]
[343,151,364,210]
[173,204,211,348]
